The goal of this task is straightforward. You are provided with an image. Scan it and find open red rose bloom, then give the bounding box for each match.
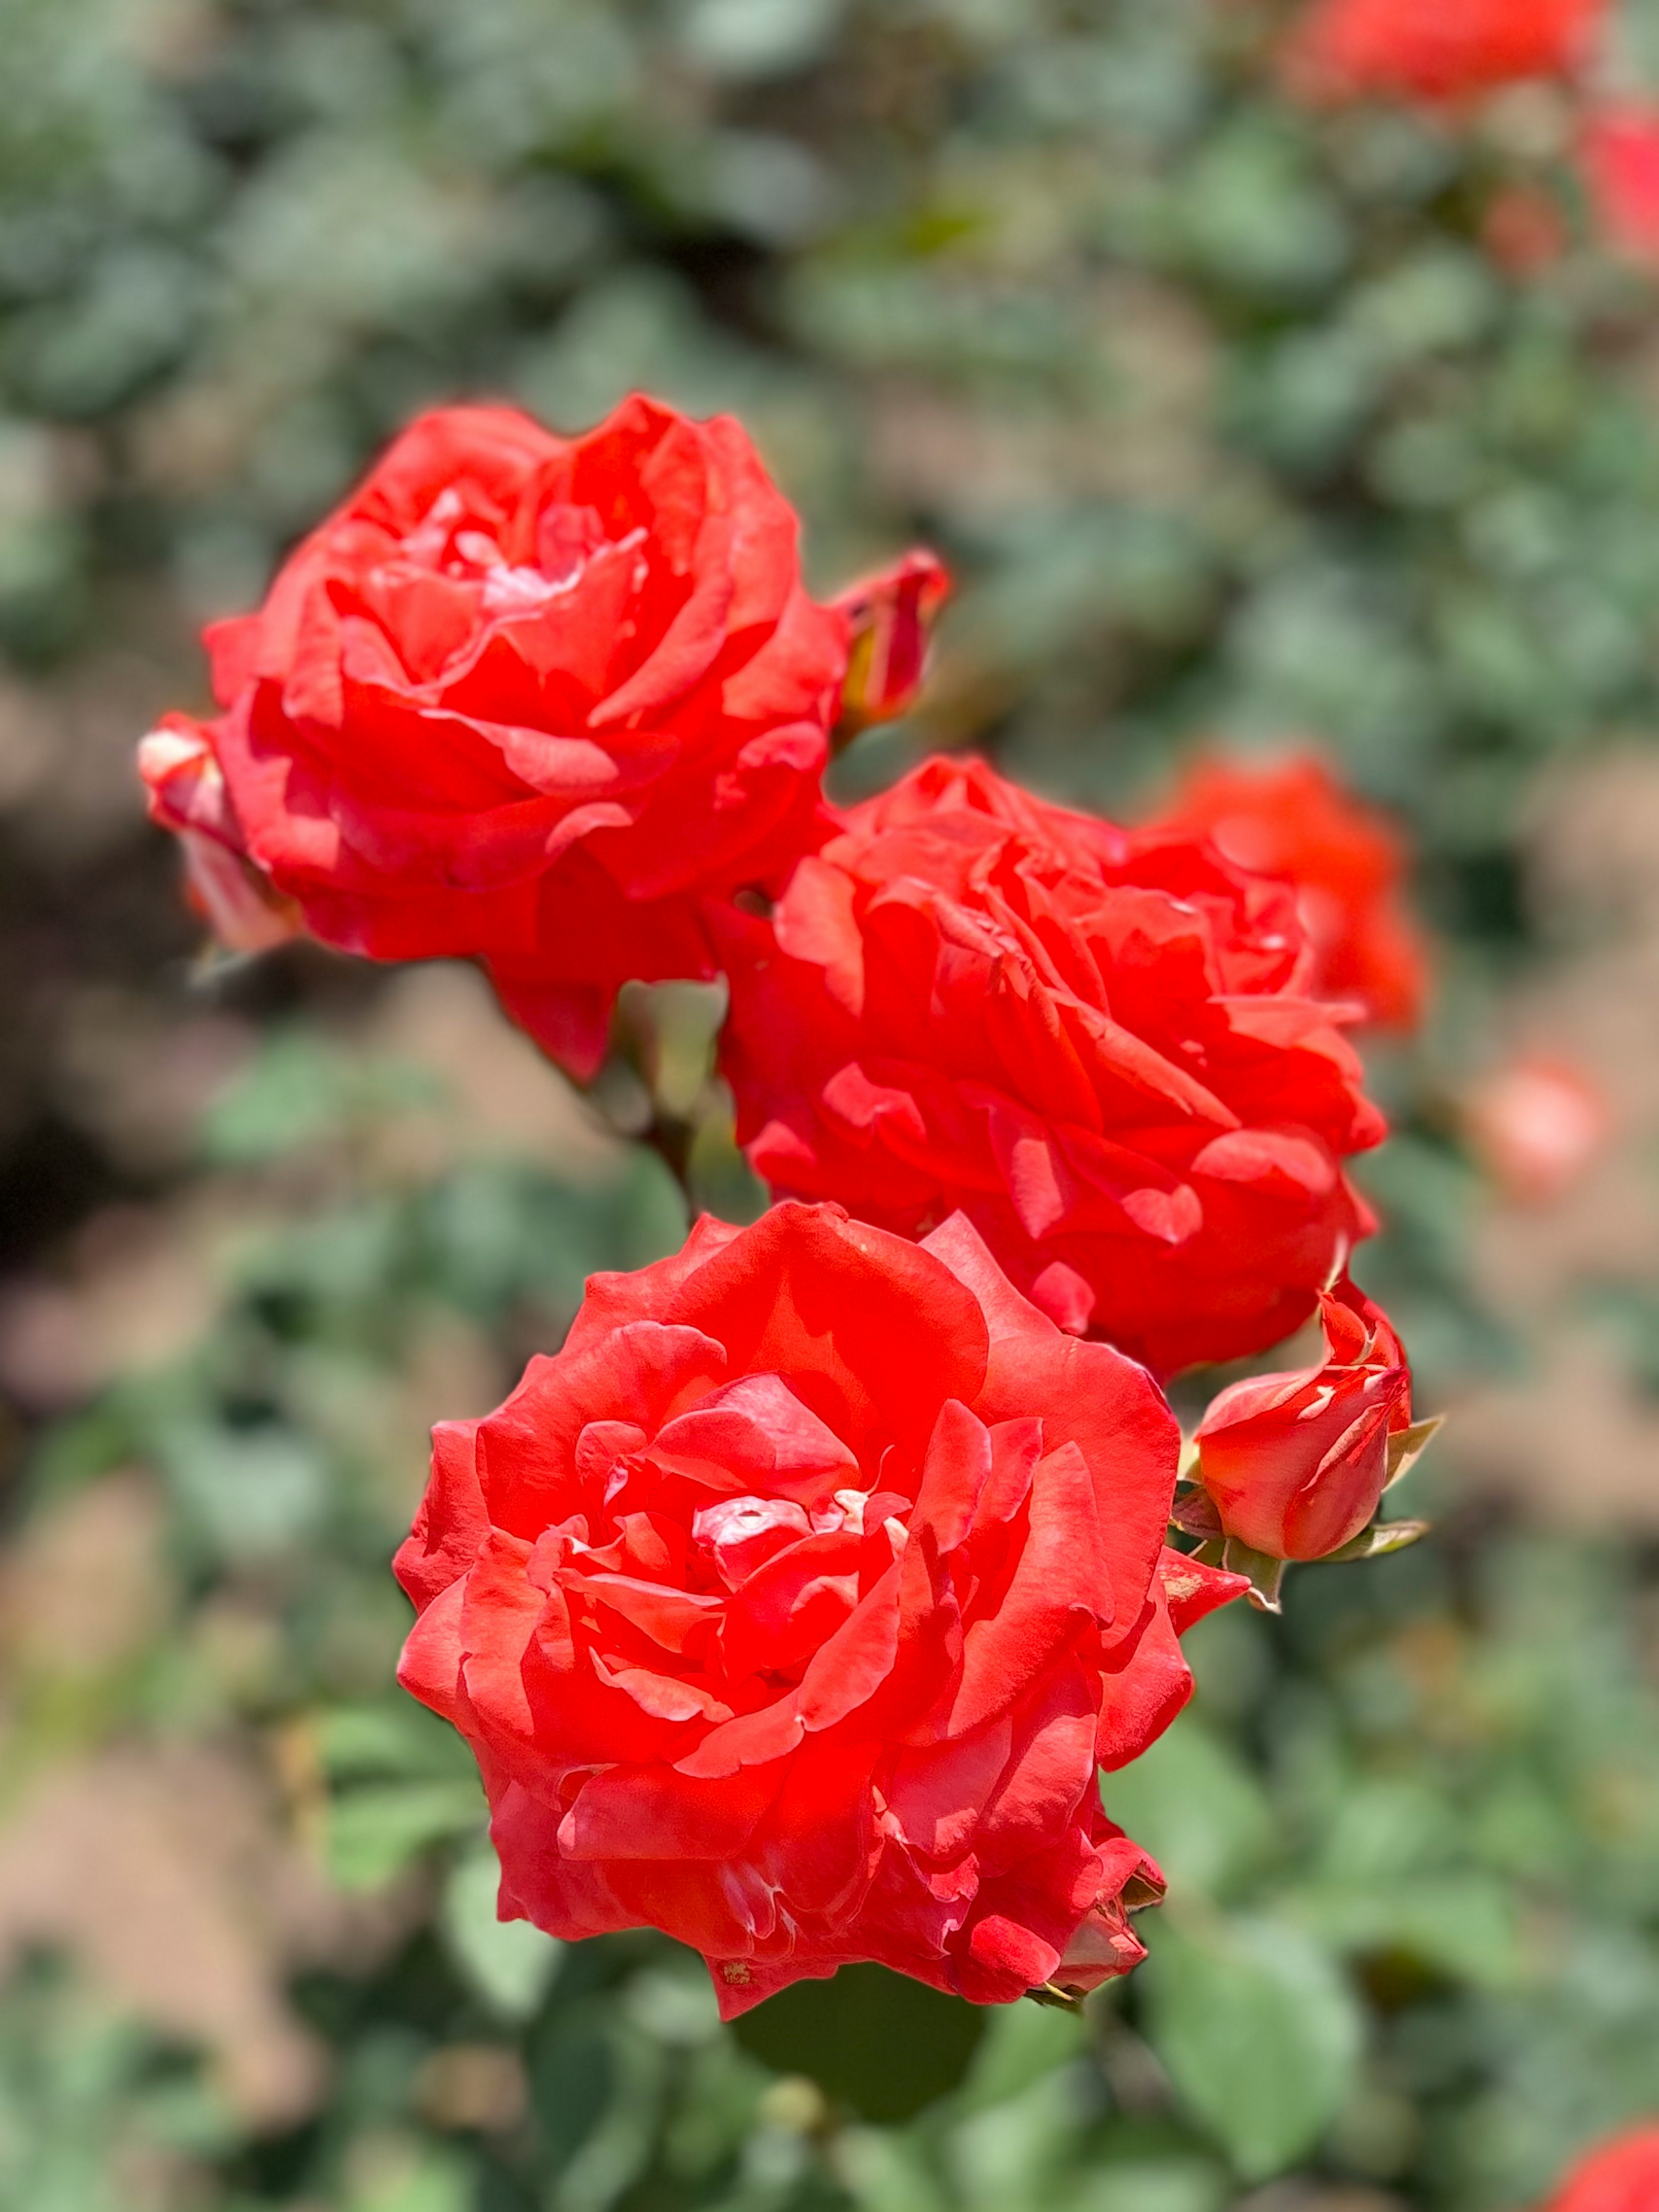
[138,397,849,1079]
[1154,754,1428,1034]
[394,1202,1242,2014]
[716,757,1386,1378]
[1284,0,1604,102]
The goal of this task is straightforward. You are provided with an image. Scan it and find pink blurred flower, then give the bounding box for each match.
[1464,1056,1610,1203]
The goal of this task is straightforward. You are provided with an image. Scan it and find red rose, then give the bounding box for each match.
[713,757,1386,1379]
[1153,753,1429,1034]
[1284,0,1605,103]
[1539,2126,1659,2212]
[1580,107,1659,270]
[139,396,856,1079]
[394,1200,1243,2014]
[1193,1276,1412,1562]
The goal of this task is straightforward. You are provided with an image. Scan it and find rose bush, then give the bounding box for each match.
[714,757,1386,1378]
[139,395,865,1079]
[1154,753,1428,1033]
[394,1200,1243,2014]
[1283,0,1605,103]
[1539,2126,1659,2212]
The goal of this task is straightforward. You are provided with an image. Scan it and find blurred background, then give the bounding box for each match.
[5,0,1659,2205]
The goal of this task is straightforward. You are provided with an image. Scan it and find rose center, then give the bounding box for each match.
[397,487,645,611]
[691,1496,810,1591]
[689,1487,876,1593]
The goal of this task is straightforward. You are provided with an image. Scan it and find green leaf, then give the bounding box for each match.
[679,0,843,81]
[345,2142,472,2212]
[1084,2160,1232,2212]
[316,1701,480,1785]
[1103,1717,1274,1902]
[201,1033,437,1165]
[161,1421,328,1564]
[731,1962,986,2123]
[1297,1874,1522,1991]
[945,2059,1110,2210]
[324,1780,484,1891]
[442,1846,563,2020]
[951,1999,1088,2117]
[1141,1914,1363,2180]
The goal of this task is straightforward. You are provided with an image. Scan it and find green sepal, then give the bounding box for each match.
[1221,1540,1287,1614]
[1326,1518,1432,1563]
[1169,1484,1224,1542]
[1025,1982,1089,2015]
[1385,1415,1445,1490]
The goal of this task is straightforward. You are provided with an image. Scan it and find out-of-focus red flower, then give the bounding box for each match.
[714,757,1387,1380]
[139,397,933,1081]
[1284,0,1605,105]
[1153,753,1429,1033]
[1483,185,1571,278]
[1538,2125,1659,2212]
[833,549,952,738]
[1193,1276,1412,1562]
[395,1200,1245,2015]
[1580,106,1659,267]
[1464,1056,1610,1203]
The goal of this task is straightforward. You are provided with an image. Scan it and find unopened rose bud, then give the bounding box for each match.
[1193,1279,1413,1563]
[831,548,951,739]
[138,722,302,955]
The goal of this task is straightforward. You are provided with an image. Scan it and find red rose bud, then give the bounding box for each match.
[395,1200,1244,2015]
[1539,2125,1659,2212]
[715,756,1386,1380]
[1282,0,1605,105]
[139,396,859,1082]
[1154,751,1429,1034]
[832,548,952,738]
[1193,1278,1414,1563]
[137,724,304,956]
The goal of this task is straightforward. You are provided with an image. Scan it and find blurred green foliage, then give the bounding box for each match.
[9,0,1659,2207]
[10,0,1659,952]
